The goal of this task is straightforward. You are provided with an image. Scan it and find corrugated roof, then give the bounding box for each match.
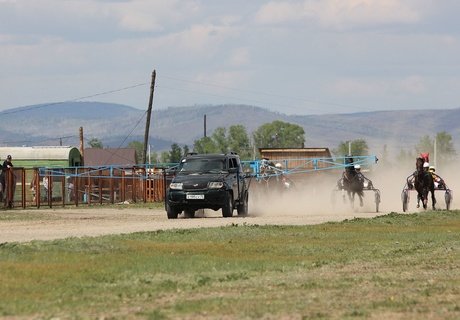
[0,146,79,160]
[259,147,332,157]
[84,148,137,166]
[259,148,330,153]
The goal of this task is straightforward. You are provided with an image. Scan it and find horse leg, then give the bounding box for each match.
[431,190,436,210]
[422,192,428,210]
[346,191,353,208]
[416,193,421,208]
[359,193,364,207]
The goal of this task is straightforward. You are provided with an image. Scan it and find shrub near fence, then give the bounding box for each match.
[1,166,170,209]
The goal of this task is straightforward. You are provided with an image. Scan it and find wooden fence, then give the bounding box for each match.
[1,166,171,209]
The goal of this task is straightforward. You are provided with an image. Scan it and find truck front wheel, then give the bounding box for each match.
[166,202,180,219]
[222,193,233,218]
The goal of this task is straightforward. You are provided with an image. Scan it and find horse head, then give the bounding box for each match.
[416,157,424,173]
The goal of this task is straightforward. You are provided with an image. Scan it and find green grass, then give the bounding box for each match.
[0,211,459,319]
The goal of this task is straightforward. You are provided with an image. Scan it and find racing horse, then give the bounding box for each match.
[339,165,365,208]
[412,157,436,210]
[0,168,16,208]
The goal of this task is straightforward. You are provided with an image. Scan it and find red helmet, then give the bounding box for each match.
[420,153,429,163]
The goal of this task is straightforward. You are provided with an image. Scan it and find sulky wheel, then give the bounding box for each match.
[402,189,409,212]
[445,190,452,211]
[374,190,381,213]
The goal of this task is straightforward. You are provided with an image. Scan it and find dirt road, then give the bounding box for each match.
[0,206,388,243]
[3,165,458,244]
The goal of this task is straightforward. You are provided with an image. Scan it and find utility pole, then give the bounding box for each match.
[79,127,84,165]
[143,70,156,164]
[204,114,207,137]
[434,137,437,168]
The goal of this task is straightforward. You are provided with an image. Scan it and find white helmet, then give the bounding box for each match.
[423,162,430,168]
[354,164,361,170]
[275,163,283,169]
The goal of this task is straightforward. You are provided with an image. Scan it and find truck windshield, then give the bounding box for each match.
[179,158,225,173]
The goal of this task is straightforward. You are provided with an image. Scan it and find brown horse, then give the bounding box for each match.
[340,167,365,208]
[413,157,436,210]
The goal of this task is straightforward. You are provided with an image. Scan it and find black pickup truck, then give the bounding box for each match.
[165,153,249,219]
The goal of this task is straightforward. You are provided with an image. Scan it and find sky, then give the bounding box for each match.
[1,0,460,115]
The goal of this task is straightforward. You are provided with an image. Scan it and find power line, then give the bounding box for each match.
[0,83,148,115]
[101,111,148,165]
[0,135,79,145]
[160,74,367,113]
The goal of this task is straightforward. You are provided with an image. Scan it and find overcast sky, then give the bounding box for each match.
[1,0,460,115]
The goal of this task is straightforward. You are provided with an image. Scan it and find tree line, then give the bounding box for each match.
[87,121,456,166]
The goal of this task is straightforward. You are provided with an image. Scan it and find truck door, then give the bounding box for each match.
[229,157,240,199]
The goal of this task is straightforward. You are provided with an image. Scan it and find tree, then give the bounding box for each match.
[415,131,456,166]
[149,151,160,164]
[193,136,219,154]
[128,141,144,163]
[435,131,456,165]
[253,121,305,149]
[160,151,170,163]
[182,145,190,157]
[212,127,228,153]
[334,139,369,156]
[415,135,433,155]
[228,125,252,160]
[169,143,183,163]
[192,126,252,159]
[88,138,103,149]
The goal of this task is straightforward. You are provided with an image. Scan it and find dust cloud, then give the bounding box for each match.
[248,160,458,216]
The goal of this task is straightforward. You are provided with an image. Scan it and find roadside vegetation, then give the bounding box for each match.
[0,211,459,319]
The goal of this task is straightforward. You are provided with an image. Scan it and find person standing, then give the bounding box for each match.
[2,155,13,171]
[1,155,14,207]
[0,157,2,200]
[43,175,50,201]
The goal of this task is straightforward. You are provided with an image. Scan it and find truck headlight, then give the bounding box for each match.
[169,182,183,190]
[208,181,224,189]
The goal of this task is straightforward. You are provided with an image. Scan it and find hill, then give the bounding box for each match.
[1,102,459,156]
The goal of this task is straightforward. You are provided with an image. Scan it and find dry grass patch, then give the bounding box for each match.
[0,211,458,319]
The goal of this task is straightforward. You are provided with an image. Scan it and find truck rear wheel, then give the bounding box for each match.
[237,191,248,216]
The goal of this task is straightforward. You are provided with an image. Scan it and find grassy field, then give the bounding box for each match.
[0,211,459,319]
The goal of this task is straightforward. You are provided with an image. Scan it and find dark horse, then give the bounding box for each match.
[340,167,365,208]
[412,157,436,210]
[0,168,16,208]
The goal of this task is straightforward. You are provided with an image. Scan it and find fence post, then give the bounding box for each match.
[21,168,26,209]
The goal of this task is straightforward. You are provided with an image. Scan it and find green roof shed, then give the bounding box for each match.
[0,146,82,168]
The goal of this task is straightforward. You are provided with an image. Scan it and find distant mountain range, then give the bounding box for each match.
[1,102,459,157]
